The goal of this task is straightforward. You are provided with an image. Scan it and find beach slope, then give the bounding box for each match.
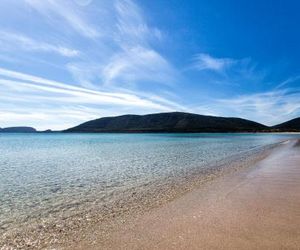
[83,140,300,250]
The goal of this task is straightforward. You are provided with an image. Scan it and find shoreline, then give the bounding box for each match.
[78,139,300,249]
[0,140,292,249]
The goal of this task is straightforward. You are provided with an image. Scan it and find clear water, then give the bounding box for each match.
[0,133,299,230]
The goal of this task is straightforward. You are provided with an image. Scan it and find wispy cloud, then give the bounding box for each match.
[0,67,186,129]
[192,53,237,72]
[216,89,300,125]
[0,0,178,91]
[0,31,79,57]
[66,63,101,88]
[97,0,177,86]
[0,30,80,57]
[114,0,162,46]
[22,0,178,88]
[276,75,300,89]
[0,0,183,129]
[63,0,178,87]
[189,54,266,88]
[25,0,99,38]
[102,46,177,85]
[0,67,173,109]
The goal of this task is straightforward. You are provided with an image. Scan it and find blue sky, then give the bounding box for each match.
[0,0,300,130]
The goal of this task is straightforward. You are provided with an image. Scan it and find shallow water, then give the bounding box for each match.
[0,133,299,231]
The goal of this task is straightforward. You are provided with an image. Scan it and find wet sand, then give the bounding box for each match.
[76,139,300,249]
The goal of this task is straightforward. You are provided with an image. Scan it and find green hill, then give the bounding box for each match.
[65,112,268,133]
[272,117,300,132]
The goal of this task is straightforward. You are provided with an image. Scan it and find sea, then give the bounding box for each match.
[1,133,299,233]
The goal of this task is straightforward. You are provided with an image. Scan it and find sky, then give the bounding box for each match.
[0,0,300,130]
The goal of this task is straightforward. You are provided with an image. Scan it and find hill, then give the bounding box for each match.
[273,117,300,132]
[0,126,37,133]
[65,112,268,133]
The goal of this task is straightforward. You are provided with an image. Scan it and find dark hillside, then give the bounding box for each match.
[65,112,268,133]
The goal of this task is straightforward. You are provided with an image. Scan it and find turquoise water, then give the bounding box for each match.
[0,133,299,231]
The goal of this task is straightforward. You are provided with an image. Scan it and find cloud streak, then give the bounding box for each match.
[96,0,177,86]
[0,67,186,129]
[25,0,99,38]
[192,53,237,72]
[114,0,162,46]
[0,31,79,57]
[102,46,177,85]
[0,67,177,109]
[215,89,300,125]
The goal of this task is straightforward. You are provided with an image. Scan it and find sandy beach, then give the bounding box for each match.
[73,139,300,250]
[1,138,299,249]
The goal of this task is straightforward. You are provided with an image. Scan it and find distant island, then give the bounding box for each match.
[0,126,37,133]
[1,112,300,133]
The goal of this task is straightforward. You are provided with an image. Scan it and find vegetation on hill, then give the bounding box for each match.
[65,112,268,133]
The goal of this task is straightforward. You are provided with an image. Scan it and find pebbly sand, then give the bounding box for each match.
[73,139,300,250]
